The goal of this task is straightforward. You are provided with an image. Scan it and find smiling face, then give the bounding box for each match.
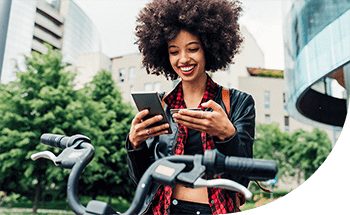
[168,30,206,83]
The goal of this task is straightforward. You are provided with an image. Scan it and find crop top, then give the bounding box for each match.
[184,129,203,155]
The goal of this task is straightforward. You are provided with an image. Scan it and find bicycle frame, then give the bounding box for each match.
[31,134,278,215]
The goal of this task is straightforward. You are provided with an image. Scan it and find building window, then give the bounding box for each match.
[283,93,287,109]
[144,83,152,91]
[265,114,271,124]
[129,67,136,82]
[154,82,161,92]
[119,68,125,83]
[227,64,231,75]
[264,91,270,109]
[284,116,290,132]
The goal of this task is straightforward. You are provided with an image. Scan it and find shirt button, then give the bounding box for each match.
[172,199,178,205]
[211,200,215,204]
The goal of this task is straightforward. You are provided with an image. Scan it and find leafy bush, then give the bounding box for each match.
[0,191,20,208]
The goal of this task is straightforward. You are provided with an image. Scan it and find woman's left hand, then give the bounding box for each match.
[172,100,236,141]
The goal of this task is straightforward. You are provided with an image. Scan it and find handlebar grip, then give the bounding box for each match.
[40,133,90,149]
[41,134,68,148]
[225,157,277,181]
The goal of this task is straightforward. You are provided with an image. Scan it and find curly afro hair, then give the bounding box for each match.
[135,0,244,80]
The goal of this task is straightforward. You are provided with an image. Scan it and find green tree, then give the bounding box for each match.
[77,69,135,202]
[253,123,294,180]
[0,46,136,212]
[0,45,78,213]
[253,123,333,186]
[284,128,332,184]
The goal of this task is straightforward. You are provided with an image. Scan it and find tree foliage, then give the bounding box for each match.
[0,46,74,184]
[256,70,284,79]
[77,69,135,201]
[0,46,78,212]
[253,123,332,185]
[253,123,294,180]
[0,45,135,211]
[285,128,332,180]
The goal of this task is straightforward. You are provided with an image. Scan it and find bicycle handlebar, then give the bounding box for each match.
[40,133,91,149]
[31,134,278,215]
[203,150,277,181]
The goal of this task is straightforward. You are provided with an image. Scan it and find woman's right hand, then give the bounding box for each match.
[129,109,170,150]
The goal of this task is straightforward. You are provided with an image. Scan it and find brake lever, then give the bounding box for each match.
[193,178,253,200]
[31,151,59,166]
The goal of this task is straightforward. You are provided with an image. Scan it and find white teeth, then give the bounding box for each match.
[180,65,195,72]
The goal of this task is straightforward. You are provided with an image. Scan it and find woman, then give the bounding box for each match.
[126,0,255,214]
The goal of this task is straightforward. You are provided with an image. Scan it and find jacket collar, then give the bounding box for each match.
[163,73,219,109]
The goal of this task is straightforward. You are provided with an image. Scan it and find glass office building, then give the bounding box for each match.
[283,0,350,130]
[0,0,101,83]
[1,0,37,83]
[60,0,101,65]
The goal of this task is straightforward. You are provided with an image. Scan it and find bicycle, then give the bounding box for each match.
[31,134,278,215]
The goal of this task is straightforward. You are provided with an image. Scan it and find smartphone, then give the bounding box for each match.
[170,108,203,122]
[131,91,172,134]
[170,108,202,115]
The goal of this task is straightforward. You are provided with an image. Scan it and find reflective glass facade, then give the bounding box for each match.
[61,0,101,65]
[0,0,101,83]
[1,0,37,83]
[283,0,350,128]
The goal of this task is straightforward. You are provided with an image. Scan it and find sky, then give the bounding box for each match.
[74,0,292,71]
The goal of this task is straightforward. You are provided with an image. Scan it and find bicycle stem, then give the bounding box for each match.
[67,142,95,215]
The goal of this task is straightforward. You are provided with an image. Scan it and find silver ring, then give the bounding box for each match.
[200,111,204,119]
[146,129,150,135]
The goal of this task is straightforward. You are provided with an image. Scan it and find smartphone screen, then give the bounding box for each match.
[170,108,202,115]
[131,91,172,134]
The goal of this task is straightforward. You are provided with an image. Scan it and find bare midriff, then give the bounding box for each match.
[171,184,209,204]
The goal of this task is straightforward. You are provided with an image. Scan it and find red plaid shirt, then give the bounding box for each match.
[151,76,235,214]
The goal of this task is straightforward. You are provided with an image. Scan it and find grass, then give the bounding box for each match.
[3,195,130,215]
[2,190,289,214]
[0,208,74,215]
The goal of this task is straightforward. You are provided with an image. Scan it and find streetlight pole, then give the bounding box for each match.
[344,62,350,111]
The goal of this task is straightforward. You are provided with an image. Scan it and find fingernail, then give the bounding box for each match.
[158,115,163,120]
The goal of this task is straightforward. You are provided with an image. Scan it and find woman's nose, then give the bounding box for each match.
[179,51,190,64]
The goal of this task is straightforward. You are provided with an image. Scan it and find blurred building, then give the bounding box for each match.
[282,0,350,138]
[111,53,174,104]
[239,67,339,144]
[0,0,101,83]
[73,52,112,89]
[240,69,304,133]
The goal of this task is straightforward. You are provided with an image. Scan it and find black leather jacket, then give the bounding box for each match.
[125,86,255,214]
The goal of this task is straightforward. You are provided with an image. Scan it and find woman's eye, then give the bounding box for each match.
[189,48,199,52]
[169,51,178,55]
